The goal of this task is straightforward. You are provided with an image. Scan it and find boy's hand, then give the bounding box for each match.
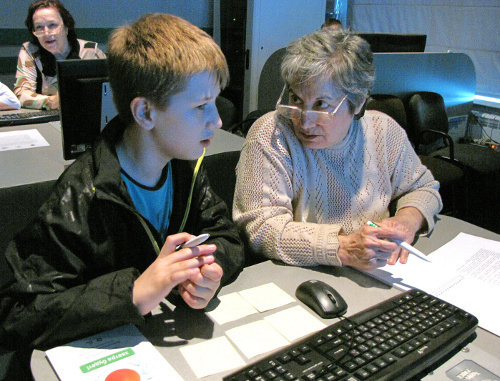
[179,262,223,309]
[132,233,216,315]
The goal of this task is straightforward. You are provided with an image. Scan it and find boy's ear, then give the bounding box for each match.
[130,97,155,130]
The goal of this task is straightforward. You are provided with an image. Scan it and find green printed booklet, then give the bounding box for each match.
[46,324,184,381]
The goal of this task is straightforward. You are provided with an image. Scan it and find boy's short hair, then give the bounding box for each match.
[107,13,229,125]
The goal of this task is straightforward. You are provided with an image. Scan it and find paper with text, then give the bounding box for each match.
[0,129,49,151]
[367,233,500,336]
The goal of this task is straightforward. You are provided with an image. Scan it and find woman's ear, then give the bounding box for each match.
[130,97,155,130]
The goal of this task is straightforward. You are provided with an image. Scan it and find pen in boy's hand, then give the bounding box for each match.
[176,233,210,251]
[366,221,431,262]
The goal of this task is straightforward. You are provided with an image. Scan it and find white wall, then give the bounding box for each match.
[348,0,500,105]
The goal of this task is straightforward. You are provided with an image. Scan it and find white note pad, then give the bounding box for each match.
[207,292,259,325]
[264,305,327,342]
[238,283,295,312]
[179,336,245,379]
[225,320,290,359]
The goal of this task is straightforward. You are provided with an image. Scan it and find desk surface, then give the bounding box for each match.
[31,215,500,380]
[0,120,245,189]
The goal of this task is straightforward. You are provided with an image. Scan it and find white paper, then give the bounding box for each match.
[367,233,500,336]
[207,292,259,325]
[264,305,327,342]
[46,324,183,381]
[0,129,49,151]
[225,320,290,359]
[179,336,246,378]
[238,282,295,312]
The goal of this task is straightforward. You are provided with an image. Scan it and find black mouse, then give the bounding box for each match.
[295,280,348,318]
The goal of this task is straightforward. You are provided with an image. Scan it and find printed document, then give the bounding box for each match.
[46,324,183,381]
[367,233,500,337]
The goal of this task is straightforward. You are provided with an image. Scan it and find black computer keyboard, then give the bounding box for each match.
[0,109,60,127]
[224,289,478,381]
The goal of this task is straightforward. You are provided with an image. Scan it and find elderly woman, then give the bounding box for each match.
[14,0,105,110]
[233,29,442,271]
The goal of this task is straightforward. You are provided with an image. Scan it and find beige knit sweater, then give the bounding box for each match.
[233,110,442,266]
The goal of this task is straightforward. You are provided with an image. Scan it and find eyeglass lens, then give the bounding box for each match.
[277,106,338,125]
[33,23,61,36]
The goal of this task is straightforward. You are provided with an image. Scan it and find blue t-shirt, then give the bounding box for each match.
[121,162,173,241]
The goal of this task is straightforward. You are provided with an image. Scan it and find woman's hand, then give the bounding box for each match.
[338,226,399,271]
[379,207,425,265]
[132,233,217,315]
[46,92,59,110]
[338,208,424,271]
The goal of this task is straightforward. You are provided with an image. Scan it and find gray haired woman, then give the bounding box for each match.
[233,29,442,271]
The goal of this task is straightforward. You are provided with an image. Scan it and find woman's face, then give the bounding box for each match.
[287,80,364,149]
[32,7,69,56]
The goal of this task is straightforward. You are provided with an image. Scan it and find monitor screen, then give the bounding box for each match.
[355,33,427,53]
[57,58,117,160]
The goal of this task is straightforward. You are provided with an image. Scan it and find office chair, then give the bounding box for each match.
[257,47,287,113]
[216,96,238,132]
[203,151,241,217]
[366,94,465,217]
[0,180,56,255]
[0,179,55,381]
[407,91,500,231]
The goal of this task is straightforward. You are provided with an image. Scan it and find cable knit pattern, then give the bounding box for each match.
[233,110,442,267]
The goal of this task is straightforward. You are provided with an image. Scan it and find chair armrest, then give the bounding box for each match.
[418,129,455,160]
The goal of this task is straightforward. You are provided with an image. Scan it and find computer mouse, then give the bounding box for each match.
[295,280,348,319]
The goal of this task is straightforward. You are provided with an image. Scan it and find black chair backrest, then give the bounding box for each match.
[407,91,449,147]
[0,180,55,255]
[0,180,55,292]
[216,96,238,132]
[203,151,241,216]
[258,47,286,112]
[366,94,408,130]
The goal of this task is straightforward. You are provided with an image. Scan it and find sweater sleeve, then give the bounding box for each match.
[13,44,52,110]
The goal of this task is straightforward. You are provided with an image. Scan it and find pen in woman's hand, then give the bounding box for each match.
[366,221,431,262]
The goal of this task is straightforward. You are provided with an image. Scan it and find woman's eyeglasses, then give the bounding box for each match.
[33,23,63,37]
[275,85,348,126]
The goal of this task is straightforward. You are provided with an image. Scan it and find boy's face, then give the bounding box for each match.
[149,71,222,162]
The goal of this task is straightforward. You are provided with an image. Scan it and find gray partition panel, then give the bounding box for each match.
[372,52,476,118]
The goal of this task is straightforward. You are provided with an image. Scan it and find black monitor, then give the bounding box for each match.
[355,33,427,53]
[57,58,117,160]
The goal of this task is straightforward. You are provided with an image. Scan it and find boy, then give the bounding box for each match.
[0,13,244,353]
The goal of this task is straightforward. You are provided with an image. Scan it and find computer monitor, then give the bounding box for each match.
[57,58,117,160]
[355,33,427,53]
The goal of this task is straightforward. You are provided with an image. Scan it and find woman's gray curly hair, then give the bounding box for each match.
[281,29,375,114]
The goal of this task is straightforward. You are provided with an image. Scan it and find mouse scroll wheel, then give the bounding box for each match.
[327,292,337,305]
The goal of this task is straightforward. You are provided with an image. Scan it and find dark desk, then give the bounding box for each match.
[31,215,500,380]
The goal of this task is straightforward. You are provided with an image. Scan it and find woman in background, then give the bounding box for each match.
[14,0,105,110]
